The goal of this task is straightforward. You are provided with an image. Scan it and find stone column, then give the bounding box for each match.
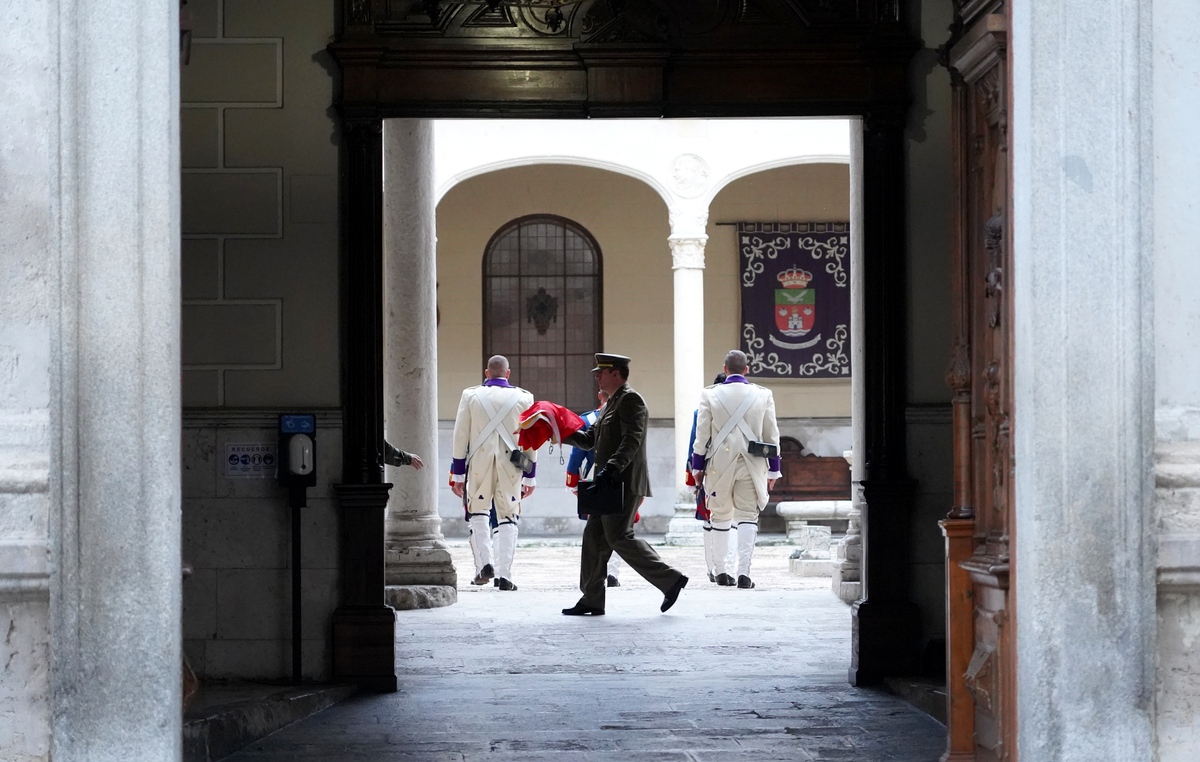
[10,1,183,758]
[382,119,456,605]
[1013,1,1155,758]
[332,117,396,692]
[849,110,920,686]
[835,120,867,604]
[664,208,708,545]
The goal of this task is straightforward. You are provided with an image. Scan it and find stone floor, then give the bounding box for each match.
[226,538,945,761]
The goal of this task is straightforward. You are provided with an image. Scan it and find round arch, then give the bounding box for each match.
[703,155,851,207]
[436,156,674,209]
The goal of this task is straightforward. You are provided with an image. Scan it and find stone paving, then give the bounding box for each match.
[226,538,945,761]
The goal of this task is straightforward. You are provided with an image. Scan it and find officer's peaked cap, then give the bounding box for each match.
[591,353,631,372]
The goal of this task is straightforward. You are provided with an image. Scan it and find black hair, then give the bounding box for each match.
[714,372,727,385]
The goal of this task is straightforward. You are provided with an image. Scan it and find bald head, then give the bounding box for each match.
[724,350,748,376]
[486,355,510,379]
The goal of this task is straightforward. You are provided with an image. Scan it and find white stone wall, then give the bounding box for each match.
[1153,1,1200,758]
[0,0,53,754]
[1013,0,1157,757]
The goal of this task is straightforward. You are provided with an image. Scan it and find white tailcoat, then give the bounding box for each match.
[692,381,781,513]
[450,383,536,516]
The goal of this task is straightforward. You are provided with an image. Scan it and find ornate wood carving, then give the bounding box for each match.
[943,1,1014,759]
[330,0,916,118]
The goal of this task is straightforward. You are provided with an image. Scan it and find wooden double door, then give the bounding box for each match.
[941,2,1017,760]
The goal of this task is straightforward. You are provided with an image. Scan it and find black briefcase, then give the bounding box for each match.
[577,479,625,519]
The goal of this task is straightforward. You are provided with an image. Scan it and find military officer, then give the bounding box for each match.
[449,355,537,591]
[561,353,688,616]
[690,350,782,589]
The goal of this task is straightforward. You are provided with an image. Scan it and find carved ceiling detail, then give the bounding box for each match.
[369,0,890,41]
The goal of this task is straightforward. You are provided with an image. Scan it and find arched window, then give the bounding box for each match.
[483,216,602,412]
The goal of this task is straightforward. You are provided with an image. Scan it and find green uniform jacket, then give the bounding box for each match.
[563,384,652,498]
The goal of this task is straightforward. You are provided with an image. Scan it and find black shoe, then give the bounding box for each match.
[707,571,716,583]
[661,575,688,613]
[471,563,495,586]
[737,575,755,589]
[607,575,620,587]
[497,578,518,591]
[562,603,605,616]
[716,573,735,587]
[493,578,500,587]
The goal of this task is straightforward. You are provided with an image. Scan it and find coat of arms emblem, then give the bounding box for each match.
[775,266,815,337]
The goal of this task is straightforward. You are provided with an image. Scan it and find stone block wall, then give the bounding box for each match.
[180,0,342,681]
[182,411,342,681]
[180,0,339,407]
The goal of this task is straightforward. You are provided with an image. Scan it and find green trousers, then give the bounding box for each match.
[577,491,682,609]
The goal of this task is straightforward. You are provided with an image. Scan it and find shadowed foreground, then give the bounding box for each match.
[226,542,944,761]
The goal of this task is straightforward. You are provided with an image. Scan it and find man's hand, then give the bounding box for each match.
[522,485,535,499]
[768,478,777,491]
[409,454,424,470]
[595,467,620,487]
[450,482,464,498]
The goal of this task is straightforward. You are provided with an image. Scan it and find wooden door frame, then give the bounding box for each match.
[326,0,924,692]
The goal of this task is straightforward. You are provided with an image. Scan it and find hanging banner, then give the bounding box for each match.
[738,222,851,379]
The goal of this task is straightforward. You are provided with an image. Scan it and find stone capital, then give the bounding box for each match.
[669,236,707,270]
[668,207,709,239]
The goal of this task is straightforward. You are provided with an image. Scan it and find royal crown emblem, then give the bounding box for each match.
[777,266,813,289]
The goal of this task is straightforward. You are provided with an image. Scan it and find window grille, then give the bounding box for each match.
[483,216,603,412]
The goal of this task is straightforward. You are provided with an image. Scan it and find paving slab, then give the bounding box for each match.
[226,540,945,761]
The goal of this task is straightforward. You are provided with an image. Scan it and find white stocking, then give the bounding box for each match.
[737,522,758,578]
[607,553,622,579]
[702,521,715,575]
[710,519,733,576]
[493,522,518,580]
[467,514,493,573]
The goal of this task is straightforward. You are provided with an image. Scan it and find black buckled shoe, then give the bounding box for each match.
[660,575,688,613]
[737,575,755,589]
[497,577,517,591]
[562,603,605,616]
[716,572,735,587]
[606,574,620,587]
[471,563,494,586]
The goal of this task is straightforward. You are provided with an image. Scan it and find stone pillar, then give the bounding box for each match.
[382,120,456,605]
[332,117,396,692]
[849,111,920,686]
[1,0,184,757]
[1012,1,1155,758]
[836,121,867,605]
[664,208,708,545]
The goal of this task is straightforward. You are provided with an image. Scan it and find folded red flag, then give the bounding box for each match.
[518,401,585,451]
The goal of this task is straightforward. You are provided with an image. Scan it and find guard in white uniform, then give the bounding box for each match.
[690,350,782,589]
[449,355,537,591]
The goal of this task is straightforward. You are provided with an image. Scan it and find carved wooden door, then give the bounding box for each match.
[941,2,1015,761]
